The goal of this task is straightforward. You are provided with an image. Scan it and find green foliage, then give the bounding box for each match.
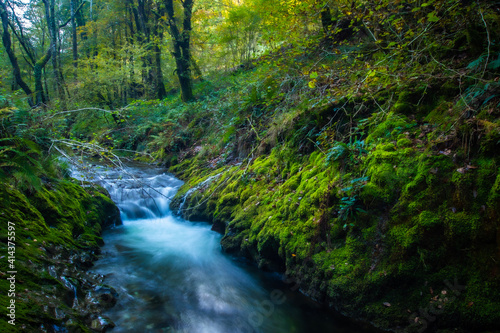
[325,139,368,167]
[0,137,44,193]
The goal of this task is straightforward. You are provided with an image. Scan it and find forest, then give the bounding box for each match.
[1,0,500,332]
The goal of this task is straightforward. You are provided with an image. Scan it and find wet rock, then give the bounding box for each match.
[52,324,69,332]
[64,319,79,332]
[87,285,118,309]
[48,265,58,278]
[90,315,115,332]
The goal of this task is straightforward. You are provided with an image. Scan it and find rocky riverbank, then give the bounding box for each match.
[0,179,121,332]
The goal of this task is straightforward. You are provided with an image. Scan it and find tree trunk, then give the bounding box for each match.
[10,71,19,91]
[75,0,86,41]
[152,5,166,100]
[130,0,156,98]
[43,0,67,108]
[43,68,50,102]
[164,0,194,102]
[34,50,52,105]
[154,43,167,99]
[71,0,78,78]
[0,0,34,106]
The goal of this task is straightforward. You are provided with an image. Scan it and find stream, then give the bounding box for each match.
[79,164,368,333]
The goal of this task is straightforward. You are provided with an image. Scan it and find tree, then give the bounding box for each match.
[128,0,167,100]
[43,0,67,109]
[164,0,194,102]
[0,0,34,106]
[217,2,261,67]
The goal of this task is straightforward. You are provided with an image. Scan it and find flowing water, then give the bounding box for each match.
[82,164,367,333]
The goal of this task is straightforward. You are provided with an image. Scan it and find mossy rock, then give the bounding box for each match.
[0,178,121,332]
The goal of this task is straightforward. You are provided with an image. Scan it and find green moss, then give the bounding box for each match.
[0,178,119,332]
[164,47,500,332]
[366,112,411,144]
[397,137,412,148]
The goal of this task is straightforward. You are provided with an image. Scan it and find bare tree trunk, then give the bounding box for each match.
[152,4,166,100]
[154,43,167,99]
[130,0,156,98]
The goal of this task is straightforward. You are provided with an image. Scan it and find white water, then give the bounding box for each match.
[84,165,364,333]
[177,173,220,215]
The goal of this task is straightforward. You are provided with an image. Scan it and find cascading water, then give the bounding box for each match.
[81,164,367,333]
[177,173,221,215]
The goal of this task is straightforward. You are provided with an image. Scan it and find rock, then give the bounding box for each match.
[86,285,119,309]
[90,315,115,332]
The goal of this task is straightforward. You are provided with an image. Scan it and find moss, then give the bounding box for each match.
[0,178,119,332]
[487,170,500,218]
[283,173,301,191]
[217,192,240,207]
[397,137,412,148]
[165,53,500,332]
[366,112,411,144]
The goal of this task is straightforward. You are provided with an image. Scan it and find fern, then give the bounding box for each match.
[325,142,348,164]
[487,53,500,71]
[0,137,44,193]
[467,54,486,71]
[325,139,368,166]
[467,53,500,73]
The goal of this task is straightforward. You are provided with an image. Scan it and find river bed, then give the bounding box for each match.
[80,164,367,333]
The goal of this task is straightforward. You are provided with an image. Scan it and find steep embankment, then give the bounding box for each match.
[169,96,500,331]
[0,168,121,332]
[161,22,500,333]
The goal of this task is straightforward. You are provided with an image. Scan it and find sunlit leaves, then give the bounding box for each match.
[427,11,440,22]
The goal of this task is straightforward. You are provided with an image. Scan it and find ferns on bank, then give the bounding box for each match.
[0,137,44,193]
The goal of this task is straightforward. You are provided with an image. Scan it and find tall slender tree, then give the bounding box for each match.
[0,0,34,106]
[42,0,67,109]
[164,0,194,102]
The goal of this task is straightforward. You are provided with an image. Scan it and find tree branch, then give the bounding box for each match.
[59,1,85,28]
[43,106,129,120]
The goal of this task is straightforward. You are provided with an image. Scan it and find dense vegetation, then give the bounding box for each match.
[0,122,121,331]
[1,0,500,331]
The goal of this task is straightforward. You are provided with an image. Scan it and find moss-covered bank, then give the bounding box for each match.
[0,178,121,332]
[168,88,500,332]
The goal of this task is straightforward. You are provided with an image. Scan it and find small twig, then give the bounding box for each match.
[247,116,262,141]
[307,138,326,154]
[362,20,378,43]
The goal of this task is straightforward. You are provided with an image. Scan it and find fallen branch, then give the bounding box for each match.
[43,105,131,121]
